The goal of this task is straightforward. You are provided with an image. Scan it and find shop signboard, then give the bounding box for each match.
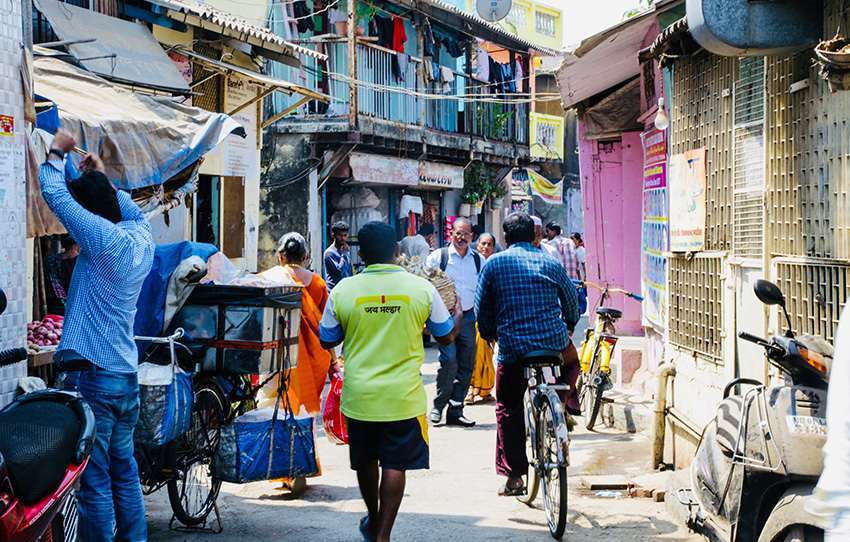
[668,148,707,252]
[348,152,418,186]
[640,128,668,330]
[417,161,463,189]
[222,75,260,183]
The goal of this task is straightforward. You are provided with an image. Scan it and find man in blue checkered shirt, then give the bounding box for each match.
[40,130,154,542]
[475,212,579,497]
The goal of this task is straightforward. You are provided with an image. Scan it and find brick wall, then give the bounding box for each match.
[0,4,28,406]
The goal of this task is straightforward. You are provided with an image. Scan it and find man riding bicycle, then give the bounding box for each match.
[475,212,580,496]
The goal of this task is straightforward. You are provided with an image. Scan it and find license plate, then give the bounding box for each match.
[786,415,827,436]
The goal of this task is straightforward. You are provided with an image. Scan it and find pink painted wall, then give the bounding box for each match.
[578,125,645,336]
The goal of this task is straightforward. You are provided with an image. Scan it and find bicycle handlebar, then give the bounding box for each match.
[134,328,184,344]
[573,280,643,302]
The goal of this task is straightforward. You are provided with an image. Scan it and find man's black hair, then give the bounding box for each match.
[417,223,435,237]
[571,232,583,242]
[331,221,350,234]
[545,221,562,236]
[503,212,535,246]
[358,221,397,265]
[59,234,77,251]
[68,171,121,224]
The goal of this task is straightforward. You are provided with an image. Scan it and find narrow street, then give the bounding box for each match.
[147,349,699,541]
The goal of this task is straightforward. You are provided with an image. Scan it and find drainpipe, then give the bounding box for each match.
[652,363,676,469]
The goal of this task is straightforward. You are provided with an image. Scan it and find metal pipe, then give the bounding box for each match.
[652,363,677,469]
[667,406,703,441]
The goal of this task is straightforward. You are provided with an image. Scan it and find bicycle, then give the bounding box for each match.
[514,350,571,540]
[575,280,643,431]
[132,328,223,528]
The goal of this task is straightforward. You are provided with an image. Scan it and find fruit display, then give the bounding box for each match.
[27,316,63,352]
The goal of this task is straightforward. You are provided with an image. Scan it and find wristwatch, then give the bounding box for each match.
[48,148,65,160]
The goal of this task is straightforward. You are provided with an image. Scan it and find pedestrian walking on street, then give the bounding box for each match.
[40,130,155,542]
[260,232,335,495]
[531,215,559,261]
[475,212,580,496]
[319,221,460,542]
[324,220,353,291]
[544,222,581,281]
[426,217,481,427]
[466,233,497,405]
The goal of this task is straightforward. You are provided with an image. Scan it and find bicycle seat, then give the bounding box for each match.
[596,307,623,320]
[521,350,562,367]
[0,400,80,504]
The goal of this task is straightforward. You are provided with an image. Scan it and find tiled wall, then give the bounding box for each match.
[0,5,28,407]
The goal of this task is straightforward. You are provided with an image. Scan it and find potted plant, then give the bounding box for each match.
[459,192,479,216]
[461,161,486,216]
[816,34,850,92]
[488,179,508,210]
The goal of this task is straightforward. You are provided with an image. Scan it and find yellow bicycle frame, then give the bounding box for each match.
[578,319,617,375]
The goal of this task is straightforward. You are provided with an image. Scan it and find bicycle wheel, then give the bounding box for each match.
[516,391,540,506]
[537,393,568,539]
[581,376,603,431]
[168,381,226,526]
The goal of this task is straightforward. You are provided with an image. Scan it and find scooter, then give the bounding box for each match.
[0,348,95,542]
[678,279,832,542]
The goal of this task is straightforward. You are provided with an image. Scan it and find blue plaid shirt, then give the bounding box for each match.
[40,160,154,373]
[475,242,579,364]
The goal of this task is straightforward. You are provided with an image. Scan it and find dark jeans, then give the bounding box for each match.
[433,309,477,418]
[61,367,146,542]
[495,343,579,479]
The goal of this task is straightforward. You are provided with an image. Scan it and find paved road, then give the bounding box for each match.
[147,348,699,541]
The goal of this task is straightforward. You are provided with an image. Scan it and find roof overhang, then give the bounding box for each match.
[173,47,330,128]
[146,0,327,67]
[34,0,191,94]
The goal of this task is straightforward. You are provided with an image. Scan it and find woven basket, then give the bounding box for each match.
[396,255,457,310]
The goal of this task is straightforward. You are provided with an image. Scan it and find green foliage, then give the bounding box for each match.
[462,160,507,203]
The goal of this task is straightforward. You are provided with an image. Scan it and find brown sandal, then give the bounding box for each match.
[498,479,527,496]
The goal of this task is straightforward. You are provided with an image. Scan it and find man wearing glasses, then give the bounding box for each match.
[426,218,481,427]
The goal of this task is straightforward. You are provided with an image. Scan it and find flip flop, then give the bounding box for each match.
[498,481,527,497]
[359,516,376,542]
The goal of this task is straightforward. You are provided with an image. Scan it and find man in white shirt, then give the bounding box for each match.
[531,216,559,260]
[399,224,435,259]
[426,217,481,427]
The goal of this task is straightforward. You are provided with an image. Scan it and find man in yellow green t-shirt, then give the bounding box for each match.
[320,221,459,542]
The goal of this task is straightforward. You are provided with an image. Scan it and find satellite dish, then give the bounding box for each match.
[476,0,512,22]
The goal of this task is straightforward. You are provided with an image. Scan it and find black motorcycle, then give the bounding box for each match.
[678,280,832,542]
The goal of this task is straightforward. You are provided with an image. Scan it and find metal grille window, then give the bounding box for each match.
[534,11,556,37]
[508,4,529,30]
[191,44,223,113]
[669,255,725,361]
[774,260,850,343]
[732,57,766,259]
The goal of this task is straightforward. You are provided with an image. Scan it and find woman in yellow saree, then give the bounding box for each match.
[260,232,335,494]
[466,234,497,404]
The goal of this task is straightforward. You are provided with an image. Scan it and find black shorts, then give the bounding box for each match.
[347,416,429,471]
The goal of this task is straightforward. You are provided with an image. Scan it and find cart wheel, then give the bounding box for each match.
[168,381,225,526]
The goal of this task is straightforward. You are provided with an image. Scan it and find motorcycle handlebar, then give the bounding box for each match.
[0,348,27,367]
[738,331,767,345]
[738,331,784,357]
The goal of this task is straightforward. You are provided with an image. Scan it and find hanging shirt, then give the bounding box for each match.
[392,16,407,53]
[423,21,437,58]
[475,42,490,83]
[515,55,524,93]
[372,15,394,49]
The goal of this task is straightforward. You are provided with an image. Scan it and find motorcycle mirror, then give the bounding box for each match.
[754,279,795,338]
[754,280,785,307]
[0,288,6,316]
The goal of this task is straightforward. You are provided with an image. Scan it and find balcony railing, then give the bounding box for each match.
[530,112,564,160]
[277,41,529,145]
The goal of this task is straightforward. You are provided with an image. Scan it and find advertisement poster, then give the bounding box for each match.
[668,148,707,252]
[640,129,668,329]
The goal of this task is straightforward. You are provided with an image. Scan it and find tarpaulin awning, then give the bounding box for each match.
[34,0,191,94]
[33,49,243,191]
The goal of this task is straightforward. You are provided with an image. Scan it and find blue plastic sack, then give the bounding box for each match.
[214,408,318,483]
[136,369,193,447]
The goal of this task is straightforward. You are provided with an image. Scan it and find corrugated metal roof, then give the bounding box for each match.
[418,0,560,55]
[147,0,326,61]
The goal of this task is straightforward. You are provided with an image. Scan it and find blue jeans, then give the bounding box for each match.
[61,367,146,542]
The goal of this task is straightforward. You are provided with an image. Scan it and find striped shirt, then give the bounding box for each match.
[543,235,581,280]
[475,242,579,364]
[40,160,154,373]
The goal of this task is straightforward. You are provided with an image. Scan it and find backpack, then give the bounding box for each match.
[439,246,481,274]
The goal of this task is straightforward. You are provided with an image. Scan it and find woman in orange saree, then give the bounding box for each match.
[260,232,335,494]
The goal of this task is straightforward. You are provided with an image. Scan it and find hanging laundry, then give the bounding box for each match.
[440,66,454,93]
[395,53,409,81]
[443,36,465,58]
[293,0,315,33]
[371,15,394,49]
[474,40,490,83]
[514,55,524,93]
[489,56,503,93]
[501,63,516,93]
[392,16,407,53]
[423,20,437,58]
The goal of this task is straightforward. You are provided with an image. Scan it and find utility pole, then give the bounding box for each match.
[347,0,358,129]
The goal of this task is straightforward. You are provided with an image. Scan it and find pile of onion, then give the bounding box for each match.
[27,316,63,350]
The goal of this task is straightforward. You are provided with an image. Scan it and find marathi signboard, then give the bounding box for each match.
[641,128,668,329]
[668,148,707,252]
[348,153,463,190]
[418,160,463,189]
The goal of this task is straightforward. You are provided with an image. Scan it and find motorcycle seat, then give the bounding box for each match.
[522,350,563,367]
[596,307,623,320]
[0,400,81,505]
